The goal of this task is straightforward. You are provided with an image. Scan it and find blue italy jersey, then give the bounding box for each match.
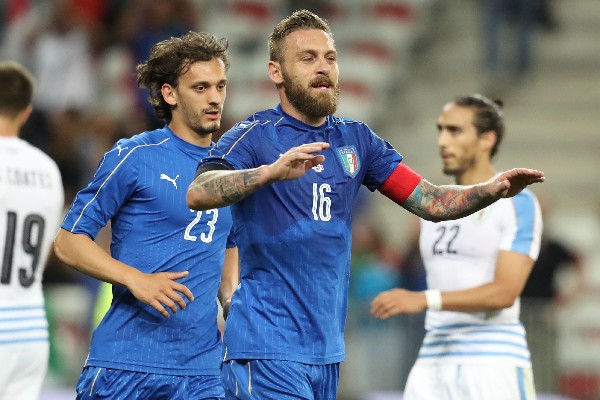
[61,126,234,376]
[201,105,402,364]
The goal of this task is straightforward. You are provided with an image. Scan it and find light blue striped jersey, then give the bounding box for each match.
[418,190,543,366]
[61,126,235,375]
[200,105,403,364]
[0,137,64,346]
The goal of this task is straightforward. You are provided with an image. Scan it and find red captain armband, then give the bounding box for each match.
[379,164,422,205]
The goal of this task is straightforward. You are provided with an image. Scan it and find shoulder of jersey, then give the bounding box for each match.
[108,129,170,157]
[20,139,61,169]
[230,110,364,132]
[331,114,365,127]
[512,187,537,202]
[229,111,273,133]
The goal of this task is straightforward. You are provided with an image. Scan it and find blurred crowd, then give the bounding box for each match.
[2,0,209,204]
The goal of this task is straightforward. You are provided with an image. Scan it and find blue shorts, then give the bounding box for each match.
[221,359,339,399]
[76,366,224,400]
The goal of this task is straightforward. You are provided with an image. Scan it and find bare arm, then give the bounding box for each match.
[186,142,330,210]
[217,247,239,320]
[402,168,545,222]
[371,250,535,319]
[53,229,194,317]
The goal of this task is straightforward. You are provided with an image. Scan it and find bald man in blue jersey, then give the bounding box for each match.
[54,32,238,400]
[186,10,545,400]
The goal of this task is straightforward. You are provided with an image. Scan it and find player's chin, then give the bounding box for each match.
[198,121,220,134]
[442,166,456,176]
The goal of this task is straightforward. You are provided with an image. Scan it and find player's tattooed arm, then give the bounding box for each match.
[402,179,496,222]
[187,142,330,211]
[187,168,267,210]
[401,167,544,221]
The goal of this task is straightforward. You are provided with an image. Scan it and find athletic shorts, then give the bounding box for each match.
[76,366,224,400]
[0,341,48,400]
[222,359,339,400]
[403,362,537,400]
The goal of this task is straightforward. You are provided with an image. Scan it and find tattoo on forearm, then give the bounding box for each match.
[404,180,495,221]
[192,170,264,205]
[216,170,262,203]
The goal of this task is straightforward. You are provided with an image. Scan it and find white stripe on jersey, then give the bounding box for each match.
[224,122,260,158]
[69,139,169,231]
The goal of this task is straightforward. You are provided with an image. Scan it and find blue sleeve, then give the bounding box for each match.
[61,141,139,239]
[511,190,543,259]
[361,127,403,191]
[200,121,261,171]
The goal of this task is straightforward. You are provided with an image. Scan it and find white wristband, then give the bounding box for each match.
[425,289,442,311]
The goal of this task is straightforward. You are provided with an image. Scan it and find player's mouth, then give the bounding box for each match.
[440,152,453,162]
[311,79,332,91]
[205,109,221,120]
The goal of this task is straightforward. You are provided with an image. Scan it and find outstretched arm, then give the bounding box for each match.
[186,142,330,210]
[53,229,194,318]
[401,168,544,222]
[371,250,535,319]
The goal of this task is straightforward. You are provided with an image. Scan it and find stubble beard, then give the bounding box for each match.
[197,121,220,135]
[442,156,475,178]
[183,103,221,136]
[282,71,340,119]
[442,164,457,176]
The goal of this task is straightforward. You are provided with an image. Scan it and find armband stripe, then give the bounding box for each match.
[379,164,422,205]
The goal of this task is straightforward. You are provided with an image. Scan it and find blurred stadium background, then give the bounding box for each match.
[2,0,599,399]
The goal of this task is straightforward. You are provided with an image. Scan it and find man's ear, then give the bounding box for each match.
[268,61,283,85]
[480,130,497,153]
[161,84,177,106]
[18,104,33,127]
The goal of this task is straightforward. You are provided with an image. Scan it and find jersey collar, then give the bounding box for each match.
[275,104,332,132]
[163,125,214,157]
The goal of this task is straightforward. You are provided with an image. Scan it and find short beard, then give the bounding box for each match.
[442,158,474,178]
[442,166,457,176]
[282,71,339,120]
[180,102,220,136]
[195,121,220,136]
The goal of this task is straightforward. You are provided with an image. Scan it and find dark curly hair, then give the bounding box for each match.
[137,31,229,123]
[268,9,332,64]
[454,94,505,158]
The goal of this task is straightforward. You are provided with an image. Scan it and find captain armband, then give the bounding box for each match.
[379,164,423,205]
